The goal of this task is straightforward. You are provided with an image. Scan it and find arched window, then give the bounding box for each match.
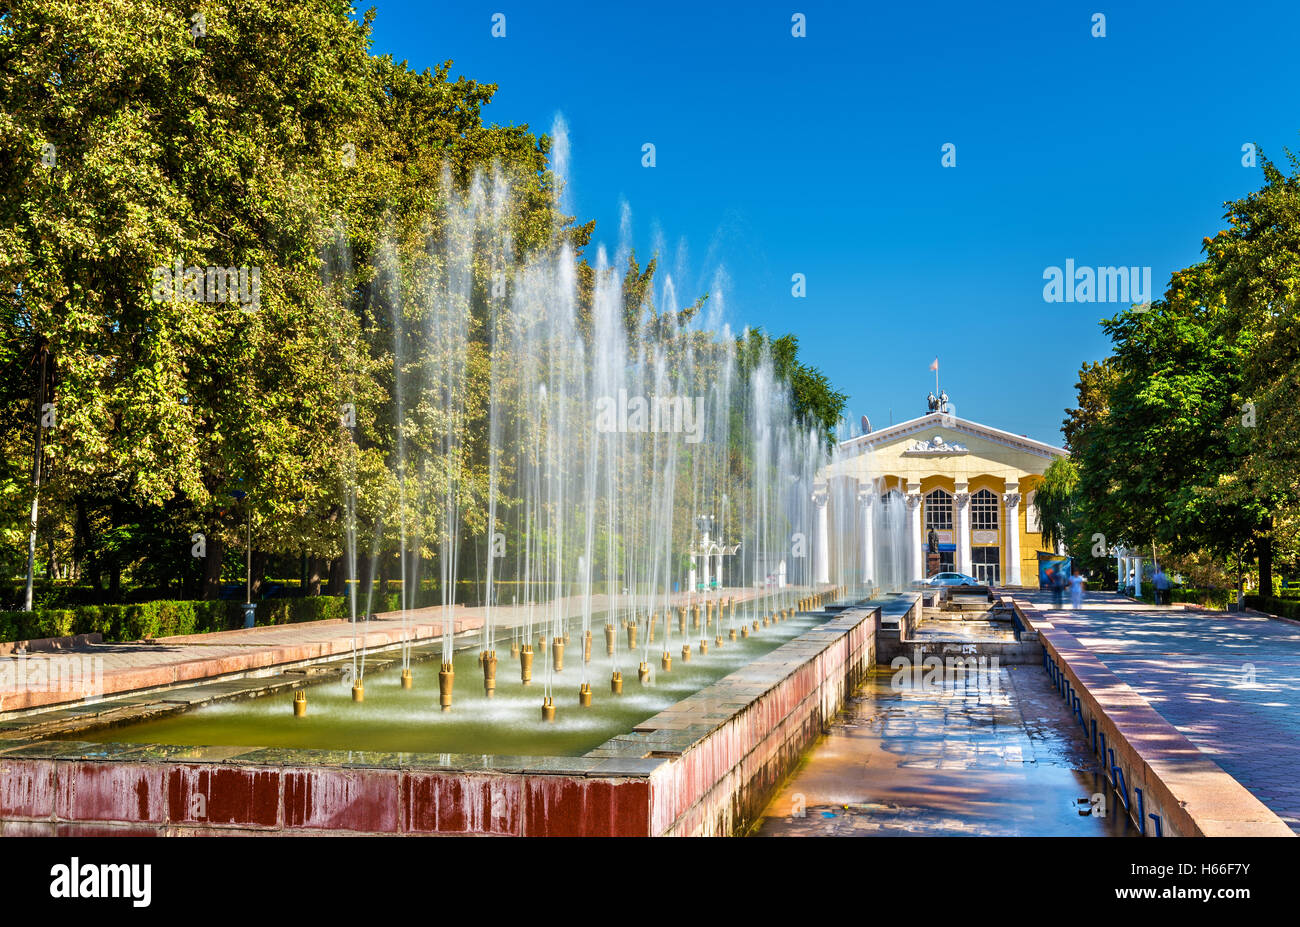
[924,488,955,573]
[924,489,952,530]
[971,489,1000,531]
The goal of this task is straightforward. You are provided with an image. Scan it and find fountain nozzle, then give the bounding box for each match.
[438,662,454,711]
[481,651,497,697]
[293,690,307,717]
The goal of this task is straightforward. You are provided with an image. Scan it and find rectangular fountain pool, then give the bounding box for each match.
[60,611,834,757]
[0,593,887,835]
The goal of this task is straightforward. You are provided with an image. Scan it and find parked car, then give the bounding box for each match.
[927,571,984,587]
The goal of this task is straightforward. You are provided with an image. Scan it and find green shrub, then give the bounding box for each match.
[1244,595,1300,621]
[0,595,354,643]
[253,596,348,626]
[1168,587,1235,609]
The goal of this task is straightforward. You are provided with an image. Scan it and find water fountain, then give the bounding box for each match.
[41,118,911,779]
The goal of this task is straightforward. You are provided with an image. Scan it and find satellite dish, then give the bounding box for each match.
[860,415,871,434]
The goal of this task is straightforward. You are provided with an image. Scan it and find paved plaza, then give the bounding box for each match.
[1022,589,1300,833]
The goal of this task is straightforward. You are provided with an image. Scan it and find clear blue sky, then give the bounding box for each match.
[363,0,1300,446]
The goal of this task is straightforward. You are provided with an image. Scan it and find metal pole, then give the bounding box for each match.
[23,346,48,612]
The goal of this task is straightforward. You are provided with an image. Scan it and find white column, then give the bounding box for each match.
[701,534,711,590]
[859,490,875,587]
[955,485,972,576]
[1004,491,1022,586]
[813,491,830,585]
[1133,557,1142,598]
[907,491,924,582]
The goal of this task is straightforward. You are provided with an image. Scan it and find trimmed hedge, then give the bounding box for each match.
[0,596,357,644]
[1244,595,1300,621]
[252,596,350,627]
[1168,587,1235,609]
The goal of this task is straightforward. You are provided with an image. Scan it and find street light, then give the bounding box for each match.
[230,487,254,628]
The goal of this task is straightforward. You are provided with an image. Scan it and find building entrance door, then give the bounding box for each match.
[971,547,1000,584]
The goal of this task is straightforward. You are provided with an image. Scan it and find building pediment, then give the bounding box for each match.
[843,413,1066,461]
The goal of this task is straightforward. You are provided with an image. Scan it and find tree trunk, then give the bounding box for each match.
[325,557,344,596]
[1258,523,1273,599]
[357,554,375,609]
[201,533,225,599]
[249,550,269,600]
[308,556,324,596]
[76,500,101,593]
[379,551,392,597]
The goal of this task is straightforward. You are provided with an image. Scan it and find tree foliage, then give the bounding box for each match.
[1049,152,1300,591]
[0,0,845,605]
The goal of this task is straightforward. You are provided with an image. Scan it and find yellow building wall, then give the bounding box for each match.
[1017,473,1054,588]
[827,422,1062,587]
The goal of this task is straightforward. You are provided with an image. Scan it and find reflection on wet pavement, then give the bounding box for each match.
[753,664,1134,836]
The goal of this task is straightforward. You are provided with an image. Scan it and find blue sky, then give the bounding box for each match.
[363,0,1300,445]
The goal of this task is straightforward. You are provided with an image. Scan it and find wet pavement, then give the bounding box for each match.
[911,614,1018,644]
[753,663,1133,836]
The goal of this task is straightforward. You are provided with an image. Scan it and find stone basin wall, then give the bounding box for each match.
[0,594,887,836]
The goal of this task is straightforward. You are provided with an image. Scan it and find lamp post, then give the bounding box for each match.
[231,488,254,628]
[696,514,714,591]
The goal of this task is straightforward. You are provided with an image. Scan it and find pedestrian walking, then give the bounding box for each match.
[1069,568,1086,610]
[1153,566,1171,605]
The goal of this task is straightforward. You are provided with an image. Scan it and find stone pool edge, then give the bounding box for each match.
[1,589,886,836]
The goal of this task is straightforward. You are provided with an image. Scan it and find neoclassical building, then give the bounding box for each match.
[816,401,1067,588]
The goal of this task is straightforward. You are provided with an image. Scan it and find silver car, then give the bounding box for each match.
[927,571,984,586]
